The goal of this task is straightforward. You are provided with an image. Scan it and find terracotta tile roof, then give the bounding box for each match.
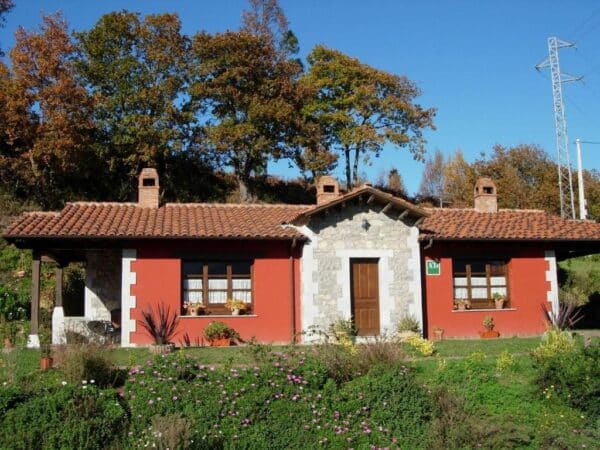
[3,202,311,241]
[289,185,429,223]
[419,208,600,241]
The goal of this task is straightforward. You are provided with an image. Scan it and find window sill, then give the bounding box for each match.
[452,308,517,313]
[179,314,258,318]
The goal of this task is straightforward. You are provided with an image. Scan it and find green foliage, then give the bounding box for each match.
[403,335,435,357]
[396,314,421,334]
[202,321,240,341]
[0,285,29,321]
[534,341,600,418]
[531,328,575,361]
[302,45,435,189]
[0,384,127,449]
[495,349,515,373]
[54,343,123,388]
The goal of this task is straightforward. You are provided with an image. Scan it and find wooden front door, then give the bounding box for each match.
[351,259,380,336]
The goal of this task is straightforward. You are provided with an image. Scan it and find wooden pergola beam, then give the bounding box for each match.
[398,209,409,220]
[381,202,393,214]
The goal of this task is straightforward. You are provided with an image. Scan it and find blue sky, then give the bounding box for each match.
[2,1,600,195]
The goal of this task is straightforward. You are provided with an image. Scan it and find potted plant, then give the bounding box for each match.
[184,302,206,316]
[139,303,180,354]
[455,299,470,311]
[40,344,53,371]
[480,315,500,338]
[225,299,248,315]
[432,326,444,341]
[493,293,505,310]
[1,320,13,349]
[203,321,239,346]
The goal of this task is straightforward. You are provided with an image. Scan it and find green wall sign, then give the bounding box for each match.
[426,260,441,276]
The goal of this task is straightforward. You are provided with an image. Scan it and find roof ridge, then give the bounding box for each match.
[163,202,312,208]
[68,201,138,206]
[22,211,60,216]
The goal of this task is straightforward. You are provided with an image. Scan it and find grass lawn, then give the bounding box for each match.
[433,336,541,357]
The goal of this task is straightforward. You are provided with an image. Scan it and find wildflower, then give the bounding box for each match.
[148,400,154,405]
[61,381,67,386]
[172,396,178,401]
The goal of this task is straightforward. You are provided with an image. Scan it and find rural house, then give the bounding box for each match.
[4,169,600,347]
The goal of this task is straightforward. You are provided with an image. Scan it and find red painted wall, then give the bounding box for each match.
[129,240,301,345]
[423,243,551,338]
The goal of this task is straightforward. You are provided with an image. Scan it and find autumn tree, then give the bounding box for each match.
[1,14,96,207]
[301,46,435,190]
[189,30,305,200]
[419,149,445,206]
[76,11,192,200]
[442,149,475,208]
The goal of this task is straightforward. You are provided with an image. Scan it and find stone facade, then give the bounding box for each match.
[298,204,423,339]
[84,250,122,320]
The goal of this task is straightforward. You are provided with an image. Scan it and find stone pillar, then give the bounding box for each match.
[52,265,66,345]
[27,252,41,348]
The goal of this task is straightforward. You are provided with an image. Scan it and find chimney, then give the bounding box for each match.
[474,177,497,213]
[138,168,160,208]
[316,175,340,204]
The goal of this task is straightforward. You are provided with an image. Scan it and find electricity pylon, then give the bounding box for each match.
[535,37,582,219]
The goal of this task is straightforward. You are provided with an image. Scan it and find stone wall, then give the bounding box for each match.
[298,204,423,339]
[84,250,122,320]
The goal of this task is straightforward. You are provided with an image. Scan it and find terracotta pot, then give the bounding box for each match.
[149,344,174,355]
[457,303,467,311]
[3,338,13,349]
[433,330,444,341]
[209,337,231,347]
[40,357,53,371]
[479,330,500,339]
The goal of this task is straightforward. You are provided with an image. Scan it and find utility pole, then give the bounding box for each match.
[575,138,587,220]
[535,37,582,219]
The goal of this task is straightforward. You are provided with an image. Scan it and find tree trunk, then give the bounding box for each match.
[344,146,352,190]
[352,147,360,187]
[238,176,252,203]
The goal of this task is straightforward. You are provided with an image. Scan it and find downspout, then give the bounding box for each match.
[289,237,297,344]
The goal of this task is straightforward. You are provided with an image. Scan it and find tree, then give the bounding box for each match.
[419,149,445,206]
[302,46,435,190]
[189,30,305,200]
[76,11,192,200]
[0,0,14,56]
[241,0,299,57]
[2,14,96,207]
[375,167,406,196]
[443,149,475,208]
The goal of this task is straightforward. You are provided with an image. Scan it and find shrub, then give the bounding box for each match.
[531,328,575,361]
[403,334,435,357]
[356,337,408,371]
[495,350,515,373]
[397,314,421,334]
[54,343,123,388]
[139,303,180,345]
[535,341,600,417]
[0,384,128,449]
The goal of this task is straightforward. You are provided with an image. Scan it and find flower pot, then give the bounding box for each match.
[433,330,444,341]
[495,300,504,310]
[479,330,500,339]
[232,309,240,316]
[209,337,231,347]
[457,303,467,311]
[149,344,175,355]
[40,357,53,371]
[3,337,13,349]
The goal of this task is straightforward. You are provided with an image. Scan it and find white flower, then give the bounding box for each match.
[61,381,67,386]
[82,380,87,385]
[90,379,95,384]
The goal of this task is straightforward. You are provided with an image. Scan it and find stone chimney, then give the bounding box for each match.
[474,177,497,213]
[316,175,340,204]
[138,168,160,208]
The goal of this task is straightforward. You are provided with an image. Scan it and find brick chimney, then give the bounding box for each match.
[474,177,497,213]
[316,175,340,204]
[138,168,160,208]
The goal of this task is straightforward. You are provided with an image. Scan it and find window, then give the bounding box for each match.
[452,260,508,309]
[182,261,253,314]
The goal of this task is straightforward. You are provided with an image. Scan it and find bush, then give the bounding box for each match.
[534,341,600,417]
[403,335,435,356]
[53,343,123,388]
[397,314,421,334]
[0,384,128,449]
[531,328,575,361]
